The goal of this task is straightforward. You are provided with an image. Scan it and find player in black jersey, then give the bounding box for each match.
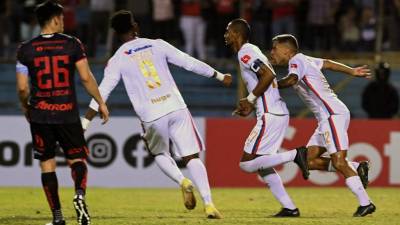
[15,1,109,225]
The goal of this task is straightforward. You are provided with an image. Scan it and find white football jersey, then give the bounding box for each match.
[89,38,216,122]
[289,53,350,121]
[238,43,289,118]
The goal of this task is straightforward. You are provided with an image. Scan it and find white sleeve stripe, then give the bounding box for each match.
[16,61,28,76]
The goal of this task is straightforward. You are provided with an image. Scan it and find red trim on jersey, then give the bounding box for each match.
[251,116,266,154]
[261,94,268,113]
[302,77,334,114]
[328,117,343,151]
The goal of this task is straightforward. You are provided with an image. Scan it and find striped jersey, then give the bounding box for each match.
[238,43,289,118]
[89,38,216,122]
[289,53,350,121]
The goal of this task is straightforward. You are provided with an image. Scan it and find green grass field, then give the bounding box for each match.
[0,187,399,225]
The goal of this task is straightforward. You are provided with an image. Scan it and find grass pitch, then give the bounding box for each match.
[0,187,399,225]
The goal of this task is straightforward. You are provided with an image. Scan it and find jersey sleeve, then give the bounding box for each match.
[89,54,122,111]
[16,44,29,76]
[157,39,215,77]
[72,37,87,63]
[238,46,273,75]
[308,56,324,70]
[288,57,305,81]
[16,61,28,76]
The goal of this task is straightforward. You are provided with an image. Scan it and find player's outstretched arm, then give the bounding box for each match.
[160,39,232,86]
[212,71,232,87]
[277,74,298,89]
[322,59,372,79]
[76,58,109,125]
[233,61,275,117]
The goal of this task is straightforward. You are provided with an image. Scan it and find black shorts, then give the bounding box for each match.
[30,121,88,161]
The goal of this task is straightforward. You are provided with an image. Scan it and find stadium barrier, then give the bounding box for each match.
[0,116,205,187]
[0,116,399,187]
[206,118,400,187]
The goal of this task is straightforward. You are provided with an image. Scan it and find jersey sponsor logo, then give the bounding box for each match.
[35,101,73,111]
[241,55,251,64]
[36,89,71,97]
[124,45,153,55]
[124,49,134,55]
[290,63,298,68]
[36,46,64,52]
[151,94,171,104]
[32,40,66,46]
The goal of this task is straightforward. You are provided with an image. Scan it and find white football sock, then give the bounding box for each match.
[155,154,185,185]
[186,158,213,205]
[259,170,296,210]
[345,176,371,206]
[328,161,360,172]
[239,150,296,173]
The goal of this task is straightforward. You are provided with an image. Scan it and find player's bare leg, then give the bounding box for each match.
[239,148,309,179]
[182,154,222,219]
[258,168,299,217]
[306,146,369,188]
[331,151,376,217]
[68,158,90,225]
[307,146,330,170]
[154,153,196,210]
[41,158,65,225]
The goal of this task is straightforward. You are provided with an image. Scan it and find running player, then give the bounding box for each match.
[82,10,231,219]
[270,34,376,217]
[224,19,309,217]
[16,1,109,225]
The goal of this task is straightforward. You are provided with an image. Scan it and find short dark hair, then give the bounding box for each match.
[230,18,251,41]
[272,34,299,52]
[111,10,135,34]
[35,0,64,27]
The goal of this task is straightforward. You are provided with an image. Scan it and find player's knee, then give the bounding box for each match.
[239,161,256,173]
[308,159,317,169]
[332,159,348,172]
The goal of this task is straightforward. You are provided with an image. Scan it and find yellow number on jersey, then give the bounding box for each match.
[132,50,161,89]
[323,131,331,145]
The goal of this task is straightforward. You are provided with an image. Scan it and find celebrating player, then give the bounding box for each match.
[224,18,310,217]
[15,1,109,225]
[270,34,376,217]
[82,10,232,219]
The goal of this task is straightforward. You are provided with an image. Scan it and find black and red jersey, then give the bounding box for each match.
[17,33,86,124]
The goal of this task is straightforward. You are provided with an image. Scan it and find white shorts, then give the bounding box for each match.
[307,113,350,154]
[244,113,289,155]
[141,108,205,157]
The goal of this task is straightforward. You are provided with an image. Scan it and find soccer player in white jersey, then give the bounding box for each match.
[224,19,310,217]
[270,34,376,217]
[82,11,232,219]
